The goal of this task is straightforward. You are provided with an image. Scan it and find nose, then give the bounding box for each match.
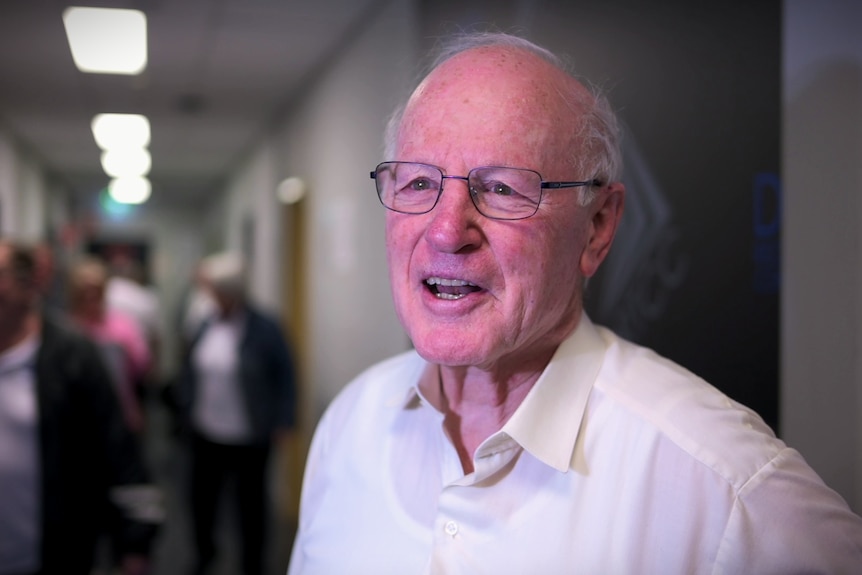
[425,176,483,253]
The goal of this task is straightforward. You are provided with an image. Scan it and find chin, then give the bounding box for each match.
[410,333,489,367]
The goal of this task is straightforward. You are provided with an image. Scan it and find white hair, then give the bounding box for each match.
[200,251,246,295]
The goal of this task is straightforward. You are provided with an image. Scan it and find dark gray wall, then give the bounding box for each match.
[419,0,782,428]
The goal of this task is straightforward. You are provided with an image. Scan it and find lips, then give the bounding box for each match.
[424,276,480,300]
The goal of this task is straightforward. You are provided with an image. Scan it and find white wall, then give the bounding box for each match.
[0,128,49,239]
[0,129,19,235]
[783,0,862,512]
[224,0,416,430]
[222,136,282,314]
[17,157,47,238]
[288,0,417,423]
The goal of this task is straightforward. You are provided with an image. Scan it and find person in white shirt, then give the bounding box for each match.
[178,251,297,575]
[288,32,862,574]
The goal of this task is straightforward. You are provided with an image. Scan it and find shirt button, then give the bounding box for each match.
[444,520,459,537]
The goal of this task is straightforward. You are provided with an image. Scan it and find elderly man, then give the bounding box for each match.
[288,33,862,574]
[0,239,161,575]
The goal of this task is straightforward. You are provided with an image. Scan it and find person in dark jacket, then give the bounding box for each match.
[177,251,297,575]
[0,238,162,575]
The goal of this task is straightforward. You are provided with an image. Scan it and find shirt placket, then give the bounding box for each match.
[424,433,522,575]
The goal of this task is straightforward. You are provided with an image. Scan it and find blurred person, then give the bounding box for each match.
[161,260,217,439]
[30,240,65,310]
[288,32,862,574]
[67,256,152,433]
[177,251,297,575]
[0,238,162,575]
[180,259,218,346]
[105,252,163,386]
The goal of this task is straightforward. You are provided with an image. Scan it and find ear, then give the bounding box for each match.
[579,182,625,278]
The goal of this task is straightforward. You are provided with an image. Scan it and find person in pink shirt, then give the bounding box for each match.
[67,256,152,433]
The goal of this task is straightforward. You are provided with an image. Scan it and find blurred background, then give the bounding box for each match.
[0,0,860,573]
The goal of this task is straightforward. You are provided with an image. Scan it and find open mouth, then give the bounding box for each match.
[424,276,481,300]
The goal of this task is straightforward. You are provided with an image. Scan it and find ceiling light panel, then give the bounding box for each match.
[101,148,152,178]
[63,7,147,75]
[108,176,152,204]
[91,114,151,150]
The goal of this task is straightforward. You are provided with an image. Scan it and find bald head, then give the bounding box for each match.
[386,33,622,193]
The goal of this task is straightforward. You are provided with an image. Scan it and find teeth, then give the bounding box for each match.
[425,277,476,287]
[435,292,464,300]
[425,276,477,300]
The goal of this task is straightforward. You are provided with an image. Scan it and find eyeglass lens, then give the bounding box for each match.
[375,162,542,220]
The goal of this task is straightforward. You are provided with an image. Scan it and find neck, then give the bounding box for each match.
[219,298,245,318]
[430,362,546,474]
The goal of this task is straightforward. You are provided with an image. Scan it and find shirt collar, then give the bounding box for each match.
[397,360,438,410]
[399,314,608,473]
[501,313,607,473]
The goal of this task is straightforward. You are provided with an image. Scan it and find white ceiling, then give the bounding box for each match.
[0,0,382,208]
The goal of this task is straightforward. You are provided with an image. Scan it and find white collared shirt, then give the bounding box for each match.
[191,312,251,444]
[289,314,862,575]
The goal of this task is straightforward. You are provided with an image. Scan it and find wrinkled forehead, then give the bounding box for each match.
[397,46,591,165]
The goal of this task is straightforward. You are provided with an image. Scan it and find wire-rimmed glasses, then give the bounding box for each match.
[370,161,601,220]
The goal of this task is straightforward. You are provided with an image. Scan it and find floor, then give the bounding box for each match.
[130,392,297,575]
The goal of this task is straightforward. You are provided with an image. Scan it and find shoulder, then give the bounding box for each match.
[316,349,425,434]
[244,306,284,335]
[37,314,111,386]
[40,313,100,356]
[335,350,423,405]
[592,326,786,489]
